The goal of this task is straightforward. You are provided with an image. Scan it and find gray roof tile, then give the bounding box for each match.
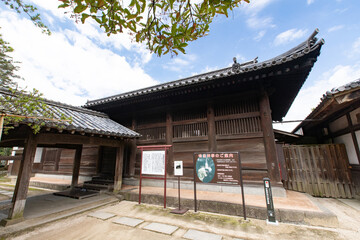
[0,89,139,138]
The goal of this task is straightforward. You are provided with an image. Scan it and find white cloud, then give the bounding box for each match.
[274,28,308,46]
[328,25,344,33]
[351,37,360,55]
[242,0,275,15]
[240,0,276,30]
[307,0,315,5]
[30,0,68,20]
[276,63,360,132]
[254,30,266,41]
[246,16,275,29]
[163,54,197,72]
[0,11,157,106]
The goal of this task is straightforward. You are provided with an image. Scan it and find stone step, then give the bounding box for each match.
[84,179,114,185]
[82,183,113,193]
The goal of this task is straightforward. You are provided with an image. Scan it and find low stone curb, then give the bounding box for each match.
[120,191,338,228]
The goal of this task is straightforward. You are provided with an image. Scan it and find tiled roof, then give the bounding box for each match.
[85,29,324,107]
[292,78,360,133]
[0,88,139,138]
[321,78,360,100]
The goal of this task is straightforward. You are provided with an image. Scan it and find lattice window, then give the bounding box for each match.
[173,122,208,138]
[215,117,262,135]
[137,127,166,140]
[215,98,259,116]
[172,107,207,122]
[137,113,166,126]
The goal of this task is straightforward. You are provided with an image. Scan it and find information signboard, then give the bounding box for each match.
[174,161,183,176]
[193,152,246,220]
[141,150,165,175]
[194,153,240,185]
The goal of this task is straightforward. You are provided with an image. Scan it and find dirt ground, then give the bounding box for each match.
[6,199,360,240]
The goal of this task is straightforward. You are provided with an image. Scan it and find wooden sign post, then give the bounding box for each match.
[171,161,188,214]
[138,145,172,208]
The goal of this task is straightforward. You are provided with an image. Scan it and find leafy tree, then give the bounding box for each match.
[1,0,250,56]
[1,0,51,35]
[59,0,250,56]
[0,31,65,134]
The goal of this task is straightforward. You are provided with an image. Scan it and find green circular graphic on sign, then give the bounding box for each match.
[196,157,215,183]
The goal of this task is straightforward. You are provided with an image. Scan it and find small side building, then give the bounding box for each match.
[0,91,139,225]
[293,79,360,195]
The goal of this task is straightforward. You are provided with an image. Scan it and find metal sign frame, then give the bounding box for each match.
[138,145,172,208]
[193,152,246,220]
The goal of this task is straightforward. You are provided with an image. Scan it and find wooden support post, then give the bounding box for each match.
[129,118,137,177]
[71,145,82,188]
[259,90,281,183]
[1,133,37,226]
[114,143,125,193]
[166,111,174,175]
[0,115,4,141]
[207,102,217,152]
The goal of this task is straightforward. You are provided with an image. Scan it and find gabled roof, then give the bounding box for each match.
[0,88,139,138]
[85,29,324,121]
[293,78,360,133]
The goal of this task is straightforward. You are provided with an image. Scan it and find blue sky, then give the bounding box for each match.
[1,0,360,131]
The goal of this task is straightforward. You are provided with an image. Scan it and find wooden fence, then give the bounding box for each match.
[282,144,354,198]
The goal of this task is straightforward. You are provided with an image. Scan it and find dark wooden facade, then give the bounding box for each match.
[86,32,324,185]
[129,94,270,183]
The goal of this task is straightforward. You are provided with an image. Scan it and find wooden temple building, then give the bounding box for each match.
[0,30,324,225]
[85,30,324,187]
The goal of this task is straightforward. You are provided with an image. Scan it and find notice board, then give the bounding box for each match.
[194,152,240,185]
[141,150,165,175]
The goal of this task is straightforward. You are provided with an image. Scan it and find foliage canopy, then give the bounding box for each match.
[0,31,66,134]
[59,0,250,56]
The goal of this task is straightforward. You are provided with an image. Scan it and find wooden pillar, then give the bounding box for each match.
[166,111,174,175]
[207,102,217,152]
[114,143,125,193]
[1,133,37,226]
[259,90,281,183]
[71,145,82,188]
[129,118,137,177]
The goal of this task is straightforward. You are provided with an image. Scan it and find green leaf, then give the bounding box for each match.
[74,4,87,14]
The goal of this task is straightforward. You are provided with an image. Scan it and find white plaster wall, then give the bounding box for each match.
[329,115,348,133]
[350,108,360,125]
[334,133,358,164]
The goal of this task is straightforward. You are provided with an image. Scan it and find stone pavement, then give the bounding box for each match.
[6,200,360,240]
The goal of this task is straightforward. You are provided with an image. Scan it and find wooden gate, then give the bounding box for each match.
[282,144,354,198]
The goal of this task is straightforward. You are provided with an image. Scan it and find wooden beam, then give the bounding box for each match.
[207,102,217,152]
[166,111,174,175]
[0,115,4,141]
[0,155,22,161]
[36,133,125,147]
[71,145,83,188]
[113,143,124,193]
[128,118,137,177]
[259,90,281,183]
[1,133,37,226]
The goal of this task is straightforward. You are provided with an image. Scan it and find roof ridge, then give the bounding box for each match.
[84,29,324,107]
[0,87,108,118]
